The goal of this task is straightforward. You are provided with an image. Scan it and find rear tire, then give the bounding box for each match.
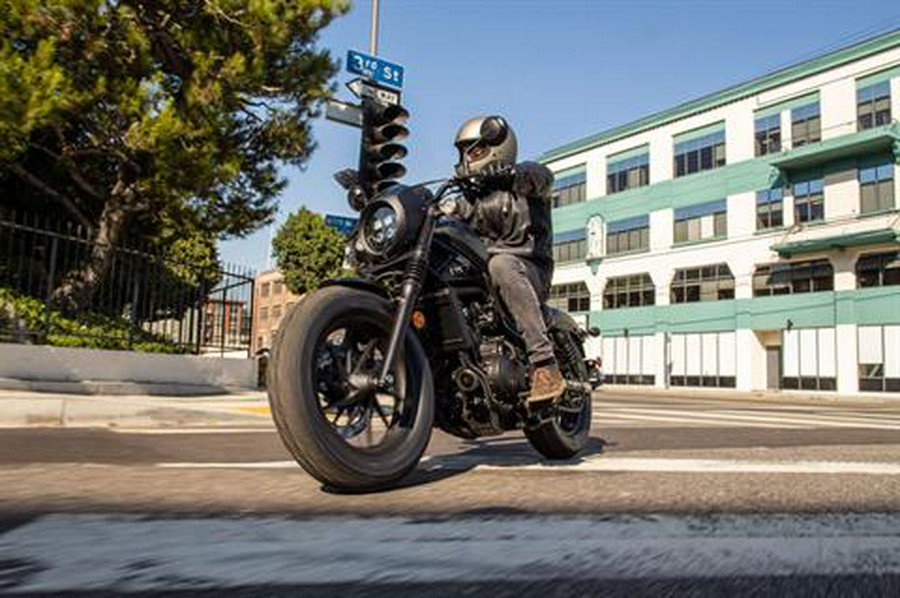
[267,286,434,492]
[525,334,592,459]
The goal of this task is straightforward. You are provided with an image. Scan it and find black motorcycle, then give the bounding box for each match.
[267,120,598,491]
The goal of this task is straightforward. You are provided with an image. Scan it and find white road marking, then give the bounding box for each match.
[2,514,900,592]
[599,407,900,430]
[475,456,900,475]
[109,427,275,435]
[157,460,297,469]
[155,456,900,476]
[593,412,810,429]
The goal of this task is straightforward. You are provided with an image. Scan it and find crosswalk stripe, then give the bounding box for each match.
[592,412,809,429]
[717,409,900,424]
[605,407,900,430]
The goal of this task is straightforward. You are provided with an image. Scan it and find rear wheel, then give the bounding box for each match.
[267,286,433,491]
[525,334,592,459]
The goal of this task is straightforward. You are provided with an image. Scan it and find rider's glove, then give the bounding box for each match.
[476,162,516,192]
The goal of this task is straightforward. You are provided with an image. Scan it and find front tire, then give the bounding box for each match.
[267,286,434,491]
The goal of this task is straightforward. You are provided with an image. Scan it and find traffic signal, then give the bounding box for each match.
[359,97,409,198]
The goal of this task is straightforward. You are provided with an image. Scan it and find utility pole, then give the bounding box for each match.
[369,0,379,55]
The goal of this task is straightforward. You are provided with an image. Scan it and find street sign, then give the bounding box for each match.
[325,214,359,236]
[346,78,400,106]
[346,49,404,89]
[325,99,362,128]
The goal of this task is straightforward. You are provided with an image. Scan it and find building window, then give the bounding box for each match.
[602,274,655,309]
[857,81,891,131]
[754,114,781,156]
[606,216,649,256]
[858,325,900,392]
[782,328,837,391]
[601,334,657,385]
[670,264,735,303]
[753,259,833,296]
[674,129,726,177]
[552,166,587,208]
[548,282,591,313]
[606,151,649,194]
[756,188,784,230]
[793,178,824,223]
[273,280,284,295]
[673,199,727,243]
[791,102,821,147]
[857,251,900,287]
[859,162,894,214]
[260,306,269,321]
[272,304,282,320]
[553,238,587,264]
[261,282,270,298]
[668,332,737,388]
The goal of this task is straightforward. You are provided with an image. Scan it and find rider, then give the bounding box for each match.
[451,115,566,405]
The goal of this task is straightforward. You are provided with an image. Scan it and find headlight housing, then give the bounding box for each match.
[357,185,431,259]
[363,204,399,253]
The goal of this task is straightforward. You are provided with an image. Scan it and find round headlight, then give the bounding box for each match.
[364,204,399,252]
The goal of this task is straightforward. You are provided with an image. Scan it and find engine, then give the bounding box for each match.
[480,338,528,402]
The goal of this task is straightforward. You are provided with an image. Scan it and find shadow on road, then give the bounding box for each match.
[324,435,608,495]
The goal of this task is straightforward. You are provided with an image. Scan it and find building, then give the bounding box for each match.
[202,299,250,355]
[251,269,302,354]
[542,30,900,396]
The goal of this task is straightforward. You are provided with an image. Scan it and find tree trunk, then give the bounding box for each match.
[51,191,131,314]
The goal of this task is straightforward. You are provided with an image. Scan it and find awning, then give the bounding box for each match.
[770,123,900,172]
[771,228,900,258]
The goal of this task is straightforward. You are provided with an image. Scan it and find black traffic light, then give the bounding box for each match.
[359,97,409,198]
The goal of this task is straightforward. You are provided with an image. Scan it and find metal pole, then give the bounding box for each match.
[369,0,379,55]
[44,237,58,343]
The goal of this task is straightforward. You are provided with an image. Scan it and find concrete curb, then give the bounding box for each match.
[0,377,246,397]
[0,390,273,429]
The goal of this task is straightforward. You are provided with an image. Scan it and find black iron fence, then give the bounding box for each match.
[0,209,255,356]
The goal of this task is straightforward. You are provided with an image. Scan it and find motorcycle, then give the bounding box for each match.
[267,117,599,491]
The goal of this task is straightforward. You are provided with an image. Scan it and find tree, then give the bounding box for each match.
[0,0,348,311]
[272,208,346,295]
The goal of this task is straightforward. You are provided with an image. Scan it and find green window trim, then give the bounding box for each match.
[754,91,821,119]
[673,121,725,144]
[857,65,900,89]
[607,144,650,164]
[553,164,587,187]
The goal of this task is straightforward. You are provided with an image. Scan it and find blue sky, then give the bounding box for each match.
[220,0,900,270]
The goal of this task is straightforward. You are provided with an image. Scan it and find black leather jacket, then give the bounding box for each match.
[461,161,555,270]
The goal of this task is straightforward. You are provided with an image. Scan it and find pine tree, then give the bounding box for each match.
[0,0,348,311]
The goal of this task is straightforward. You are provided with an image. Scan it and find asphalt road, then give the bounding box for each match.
[2,391,900,515]
[2,390,900,595]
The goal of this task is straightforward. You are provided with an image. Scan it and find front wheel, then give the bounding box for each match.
[525,334,592,459]
[267,286,434,492]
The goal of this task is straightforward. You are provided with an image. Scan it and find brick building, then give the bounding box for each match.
[251,269,302,354]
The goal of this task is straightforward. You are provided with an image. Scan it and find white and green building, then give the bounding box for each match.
[543,30,900,395]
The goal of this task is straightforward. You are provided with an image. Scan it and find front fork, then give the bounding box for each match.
[377,207,437,387]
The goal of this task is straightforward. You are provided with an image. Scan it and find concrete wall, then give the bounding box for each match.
[0,344,257,395]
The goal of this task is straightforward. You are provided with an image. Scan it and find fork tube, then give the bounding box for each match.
[378,209,436,386]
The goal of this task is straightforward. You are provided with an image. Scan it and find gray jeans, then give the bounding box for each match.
[487,254,554,365]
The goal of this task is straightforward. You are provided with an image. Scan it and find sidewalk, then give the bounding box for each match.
[599,385,898,407]
[3,384,896,430]
[0,388,273,429]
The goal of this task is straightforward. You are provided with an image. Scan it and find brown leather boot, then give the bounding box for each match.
[528,363,566,405]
